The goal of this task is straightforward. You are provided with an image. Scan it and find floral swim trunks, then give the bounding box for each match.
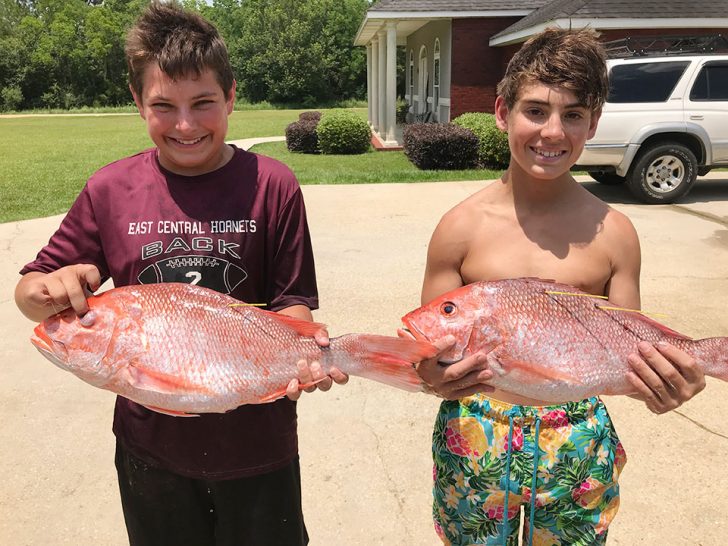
[432,394,627,546]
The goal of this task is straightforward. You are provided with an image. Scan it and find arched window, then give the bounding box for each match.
[433,39,441,121]
[409,50,414,106]
[418,45,428,115]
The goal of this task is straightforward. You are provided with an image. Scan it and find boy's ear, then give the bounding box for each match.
[130,84,146,120]
[494,96,508,132]
[226,80,237,115]
[587,108,602,140]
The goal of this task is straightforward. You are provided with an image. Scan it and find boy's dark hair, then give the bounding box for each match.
[125,1,234,99]
[496,27,608,112]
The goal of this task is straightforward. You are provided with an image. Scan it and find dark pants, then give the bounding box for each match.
[115,441,308,546]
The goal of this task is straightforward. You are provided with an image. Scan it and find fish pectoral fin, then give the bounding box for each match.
[142,404,200,417]
[496,355,580,384]
[126,362,212,395]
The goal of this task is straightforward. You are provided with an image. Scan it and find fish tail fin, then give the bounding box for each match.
[694,336,728,382]
[330,334,438,392]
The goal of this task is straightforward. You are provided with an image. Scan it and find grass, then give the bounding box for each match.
[0,107,498,222]
[251,141,499,185]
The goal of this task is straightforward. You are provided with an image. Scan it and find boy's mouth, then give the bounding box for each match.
[169,135,206,146]
[532,147,566,159]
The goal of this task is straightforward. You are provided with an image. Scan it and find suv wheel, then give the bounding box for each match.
[589,172,626,185]
[627,143,697,204]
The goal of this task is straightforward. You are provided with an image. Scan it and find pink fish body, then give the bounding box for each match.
[31,283,436,416]
[402,278,728,403]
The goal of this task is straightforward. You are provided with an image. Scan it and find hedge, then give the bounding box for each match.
[452,112,510,169]
[316,110,371,155]
[403,123,478,170]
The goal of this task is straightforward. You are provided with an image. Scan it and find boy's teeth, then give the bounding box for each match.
[177,137,203,145]
[536,148,562,157]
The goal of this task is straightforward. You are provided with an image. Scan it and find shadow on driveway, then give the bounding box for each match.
[582,176,728,205]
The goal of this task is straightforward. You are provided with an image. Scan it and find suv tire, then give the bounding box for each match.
[627,143,697,204]
[589,172,626,185]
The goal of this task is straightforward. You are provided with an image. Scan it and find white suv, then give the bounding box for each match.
[576,36,728,204]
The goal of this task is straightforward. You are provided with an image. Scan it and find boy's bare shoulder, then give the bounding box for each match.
[436,183,501,233]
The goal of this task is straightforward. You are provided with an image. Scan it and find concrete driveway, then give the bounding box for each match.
[1,174,727,545]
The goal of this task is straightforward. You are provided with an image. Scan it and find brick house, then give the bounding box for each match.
[354,0,728,147]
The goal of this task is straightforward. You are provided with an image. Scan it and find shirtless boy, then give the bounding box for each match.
[412,28,706,545]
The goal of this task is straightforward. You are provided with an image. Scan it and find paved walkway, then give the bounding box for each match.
[1,171,727,545]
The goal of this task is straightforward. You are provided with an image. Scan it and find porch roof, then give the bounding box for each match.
[491,0,728,45]
[354,0,548,46]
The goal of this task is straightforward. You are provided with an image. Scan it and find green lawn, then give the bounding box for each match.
[0,108,498,222]
[251,141,497,185]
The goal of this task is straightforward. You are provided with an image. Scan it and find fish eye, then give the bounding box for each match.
[440,301,457,316]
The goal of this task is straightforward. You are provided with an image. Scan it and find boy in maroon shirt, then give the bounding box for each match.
[14,2,343,544]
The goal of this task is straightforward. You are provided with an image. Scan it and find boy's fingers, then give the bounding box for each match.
[329,367,349,385]
[286,379,302,401]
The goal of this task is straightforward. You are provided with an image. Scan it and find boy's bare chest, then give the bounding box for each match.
[460,218,612,295]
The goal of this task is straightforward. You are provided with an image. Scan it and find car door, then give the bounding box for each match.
[685,59,728,164]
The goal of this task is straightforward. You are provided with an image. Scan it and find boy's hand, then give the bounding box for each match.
[16,264,101,322]
[402,332,494,400]
[626,341,706,414]
[286,327,349,401]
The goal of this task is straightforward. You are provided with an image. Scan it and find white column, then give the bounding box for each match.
[377,29,386,140]
[371,37,379,132]
[366,44,373,127]
[385,22,397,144]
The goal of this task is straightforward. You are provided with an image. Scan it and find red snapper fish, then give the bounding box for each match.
[31,283,437,416]
[402,278,728,403]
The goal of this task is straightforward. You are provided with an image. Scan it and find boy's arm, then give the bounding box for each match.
[605,211,706,413]
[412,216,494,400]
[15,265,102,323]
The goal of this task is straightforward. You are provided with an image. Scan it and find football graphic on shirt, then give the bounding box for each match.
[138,255,247,294]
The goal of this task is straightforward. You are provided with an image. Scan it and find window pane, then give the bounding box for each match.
[690,63,728,101]
[608,61,689,103]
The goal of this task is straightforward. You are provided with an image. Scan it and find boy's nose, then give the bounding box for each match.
[542,114,565,139]
[175,109,196,132]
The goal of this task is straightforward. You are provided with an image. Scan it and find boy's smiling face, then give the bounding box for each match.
[496,81,600,181]
[132,65,236,176]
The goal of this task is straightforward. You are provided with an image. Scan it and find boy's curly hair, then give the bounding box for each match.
[496,27,608,112]
[125,1,234,99]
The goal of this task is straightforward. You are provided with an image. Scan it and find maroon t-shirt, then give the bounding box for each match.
[21,146,319,479]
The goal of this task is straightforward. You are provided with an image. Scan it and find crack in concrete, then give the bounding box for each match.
[671,204,728,228]
[362,398,412,539]
[674,409,728,441]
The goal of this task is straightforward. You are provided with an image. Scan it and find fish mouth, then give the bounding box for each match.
[400,320,463,365]
[31,326,69,368]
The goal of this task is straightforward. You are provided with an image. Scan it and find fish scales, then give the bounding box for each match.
[402,278,728,403]
[31,283,437,416]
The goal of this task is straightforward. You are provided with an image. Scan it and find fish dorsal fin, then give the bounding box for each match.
[608,308,692,341]
[256,309,327,337]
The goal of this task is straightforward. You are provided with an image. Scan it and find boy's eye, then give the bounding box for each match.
[195,100,214,108]
[151,102,172,111]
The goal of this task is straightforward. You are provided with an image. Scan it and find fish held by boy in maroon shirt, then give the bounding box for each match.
[30,283,438,416]
[402,277,728,403]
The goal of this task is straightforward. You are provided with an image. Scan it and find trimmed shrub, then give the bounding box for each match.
[403,123,478,170]
[285,119,319,153]
[452,112,510,169]
[316,110,371,155]
[299,110,322,122]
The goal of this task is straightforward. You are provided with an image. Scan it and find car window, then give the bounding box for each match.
[690,62,728,101]
[607,61,690,103]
